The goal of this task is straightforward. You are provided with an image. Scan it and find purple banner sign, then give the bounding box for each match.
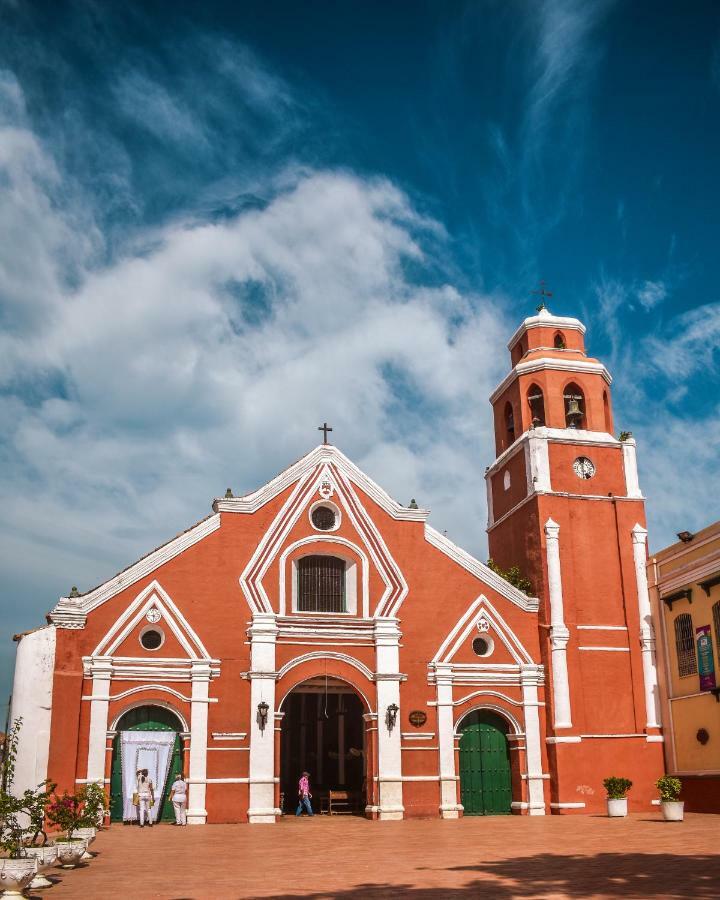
[696,625,716,692]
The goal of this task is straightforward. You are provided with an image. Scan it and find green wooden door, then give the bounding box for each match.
[110,706,183,822]
[459,711,512,815]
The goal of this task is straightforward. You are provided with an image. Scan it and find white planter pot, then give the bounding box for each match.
[54,840,87,869]
[0,858,38,897]
[606,797,628,817]
[25,845,59,890]
[71,827,97,859]
[661,800,684,821]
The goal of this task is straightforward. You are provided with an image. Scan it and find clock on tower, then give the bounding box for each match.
[484,306,664,813]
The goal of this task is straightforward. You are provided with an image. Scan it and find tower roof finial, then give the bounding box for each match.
[531,280,553,313]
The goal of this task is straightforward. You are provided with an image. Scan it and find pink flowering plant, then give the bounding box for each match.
[46,783,103,839]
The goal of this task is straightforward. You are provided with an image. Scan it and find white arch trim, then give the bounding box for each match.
[276,651,375,684]
[110,697,189,732]
[453,689,525,710]
[454,702,523,737]
[278,535,370,617]
[277,672,373,714]
[99,684,194,706]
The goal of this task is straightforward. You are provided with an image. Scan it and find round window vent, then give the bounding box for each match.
[140,628,163,651]
[311,505,336,531]
[472,636,494,658]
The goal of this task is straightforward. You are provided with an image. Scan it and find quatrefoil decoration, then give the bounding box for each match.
[476,616,490,633]
[146,608,162,624]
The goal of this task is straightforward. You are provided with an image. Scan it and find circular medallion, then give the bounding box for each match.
[408,710,427,728]
[146,608,162,624]
[573,456,596,479]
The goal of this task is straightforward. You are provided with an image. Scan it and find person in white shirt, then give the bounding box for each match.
[136,768,155,828]
[169,773,188,825]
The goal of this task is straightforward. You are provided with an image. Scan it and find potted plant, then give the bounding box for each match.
[657,775,684,821]
[602,776,632,817]
[46,792,89,869]
[0,720,39,894]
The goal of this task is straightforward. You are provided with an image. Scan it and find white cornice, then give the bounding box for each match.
[49,514,221,623]
[213,445,430,522]
[489,358,612,404]
[424,526,539,612]
[507,310,586,350]
[484,427,620,479]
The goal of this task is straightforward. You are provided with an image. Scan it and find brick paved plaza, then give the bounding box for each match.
[36,813,720,899]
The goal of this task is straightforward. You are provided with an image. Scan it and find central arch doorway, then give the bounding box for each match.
[458,709,512,816]
[280,677,366,815]
[110,705,184,823]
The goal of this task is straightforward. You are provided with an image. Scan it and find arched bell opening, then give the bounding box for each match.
[563,382,586,429]
[527,383,546,428]
[109,705,185,824]
[278,676,368,816]
[504,401,516,446]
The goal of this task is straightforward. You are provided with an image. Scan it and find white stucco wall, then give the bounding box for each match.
[9,625,56,795]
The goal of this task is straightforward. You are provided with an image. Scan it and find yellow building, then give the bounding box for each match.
[649,520,720,811]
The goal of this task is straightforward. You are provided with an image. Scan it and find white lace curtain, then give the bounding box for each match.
[120,731,176,822]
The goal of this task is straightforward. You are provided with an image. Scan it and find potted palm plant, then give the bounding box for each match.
[603,776,632,817]
[0,720,39,895]
[657,775,684,821]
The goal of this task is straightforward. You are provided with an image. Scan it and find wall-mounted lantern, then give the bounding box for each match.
[386,703,399,730]
[257,700,270,731]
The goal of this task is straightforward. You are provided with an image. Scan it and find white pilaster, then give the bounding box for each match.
[435,664,461,818]
[622,438,642,498]
[86,659,112,784]
[485,469,494,528]
[521,669,546,815]
[545,518,572,729]
[527,433,551,493]
[187,660,211,824]
[632,525,662,729]
[374,618,404,820]
[247,613,279,823]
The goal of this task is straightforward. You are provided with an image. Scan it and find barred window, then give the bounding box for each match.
[674,613,697,677]
[713,601,720,656]
[297,555,346,613]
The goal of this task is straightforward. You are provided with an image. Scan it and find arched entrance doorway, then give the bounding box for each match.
[279,677,366,815]
[110,705,184,823]
[458,709,512,816]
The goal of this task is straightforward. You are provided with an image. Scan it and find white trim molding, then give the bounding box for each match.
[490,358,611,405]
[545,518,572,729]
[507,310,586,350]
[632,524,662,729]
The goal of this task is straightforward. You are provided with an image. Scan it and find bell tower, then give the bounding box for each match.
[485,307,664,813]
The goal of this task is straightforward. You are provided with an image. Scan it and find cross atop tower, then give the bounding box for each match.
[531,280,553,312]
[318,422,333,445]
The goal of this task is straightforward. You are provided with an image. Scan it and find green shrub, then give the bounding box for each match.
[486,558,533,596]
[603,776,633,799]
[656,775,682,802]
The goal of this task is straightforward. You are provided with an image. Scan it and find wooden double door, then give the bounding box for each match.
[109,706,184,822]
[458,710,512,815]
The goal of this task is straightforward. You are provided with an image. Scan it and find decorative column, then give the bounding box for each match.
[622,438,642,498]
[521,667,546,815]
[632,524,662,729]
[544,519,572,729]
[273,712,284,813]
[180,732,191,779]
[86,658,112,785]
[187,660,211,824]
[374,618,404,820]
[363,713,379,817]
[435,663,461,818]
[103,731,115,826]
[247,612,279,823]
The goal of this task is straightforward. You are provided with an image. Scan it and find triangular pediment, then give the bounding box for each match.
[239,461,409,617]
[91,580,211,660]
[432,595,533,666]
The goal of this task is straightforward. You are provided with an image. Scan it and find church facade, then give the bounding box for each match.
[10,309,665,824]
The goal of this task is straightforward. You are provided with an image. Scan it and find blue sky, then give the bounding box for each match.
[1,0,719,702]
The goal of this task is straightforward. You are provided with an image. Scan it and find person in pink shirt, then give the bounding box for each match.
[296,771,314,816]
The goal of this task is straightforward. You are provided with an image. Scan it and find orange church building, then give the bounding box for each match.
[10,308,665,823]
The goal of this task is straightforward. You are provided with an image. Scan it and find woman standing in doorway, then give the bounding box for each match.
[137,768,155,827]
